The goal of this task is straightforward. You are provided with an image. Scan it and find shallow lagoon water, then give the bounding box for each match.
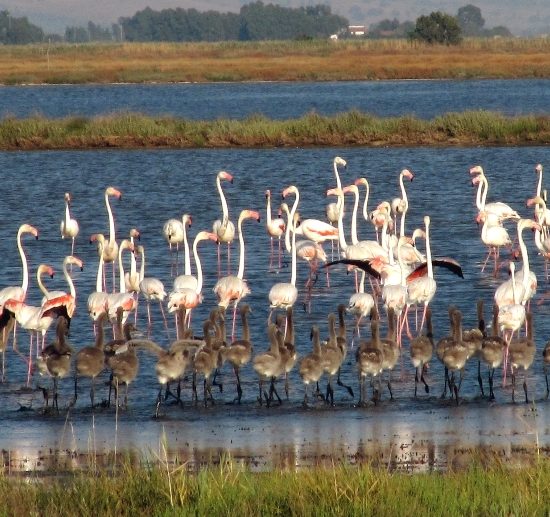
[1,145,550,472]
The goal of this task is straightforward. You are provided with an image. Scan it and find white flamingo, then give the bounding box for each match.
[476,210,512,275]
[391,168,415,238]
[162,217,184,275]
[98,186,122,292]
[105,239,136,328]
[167,231,218,334]
[347,270,375,346]
[172,214,197,292]
[325,156,347,226]
[214,209,260,339]
[87,235,109,325]
[470,165,520,220]
[265,189,286,270]
[212,171,236,276]
[59,192,79,256]
[136,245,168,332]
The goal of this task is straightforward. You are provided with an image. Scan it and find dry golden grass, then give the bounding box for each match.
[0,38,549,84]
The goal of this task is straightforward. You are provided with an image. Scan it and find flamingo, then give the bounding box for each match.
[100,186,122,292]
[105,239,136,329]
[265,189,285,270]
[124,228,141,296]
[494,218,540,310]
[280,202,326,302]
[135,244,168,333]
[39,255,84,327]
[87,235,109,326]
[527,196,550,278]
[162,217,184,275]
[476,210,512,275]
[470,165,520,220]
[325,156,347,227]
[59,192,79,257]
[347,270,375,346]
[167,231,218,331]
[354,177,371,238]
[401,215,438,339]
[391,168,415,238]
[214,209,260,340]
[212,171,236,276]
[172,214,197,292]
[268,201,298,326]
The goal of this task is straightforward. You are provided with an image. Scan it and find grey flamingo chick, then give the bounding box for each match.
[75,312,108,407]
[222,304,253,403]
[410,306,434,397]
[193,320,219,406]
[380,307,399,400]
[480,304,506,400]
[299,325,324,406]
[508,311,536,403]
[253,323,284,406]
[356,310,384,406]
[462,299,485,396]
[442,309,469,405]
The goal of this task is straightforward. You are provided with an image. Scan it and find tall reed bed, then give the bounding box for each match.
[1,457,549,515]
[0,111,548,150]
[0,39,548,83]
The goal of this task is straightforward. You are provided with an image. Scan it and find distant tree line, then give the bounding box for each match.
[0,3,515,46]
[118,2,348,42]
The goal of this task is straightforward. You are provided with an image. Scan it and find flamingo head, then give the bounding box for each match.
[106,186,122,200]
[66,255,84,271]
[265,189,271,199]
[41,265,55,279]
[411,228,425,243]
[130,228,140,241]
[423,215,431,227]
[326,187,343,198]
[136,245,145,256]
[240,210,261,223]
[279,202,289,216]
[469,165,484,175]
[354,177,368,188]
[343,184,358,195]
[282,185,298,199]
[536,163,543,174]
[90,233,105,244]
[19,224,38,240]
[182,214,192,227]
[402,169,414,181]
[334,156,347,168]
[471,175,482,186]
[526,196,545,208]
[218,171,233,183]
[196,231,218,244]
[64,192,72,204]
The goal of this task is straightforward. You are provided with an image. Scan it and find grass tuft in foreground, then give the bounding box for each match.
[1,457,550,515]
[0,110,548,150]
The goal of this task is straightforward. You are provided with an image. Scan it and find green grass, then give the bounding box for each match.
[1,456,549,516]
[0,110,548,150]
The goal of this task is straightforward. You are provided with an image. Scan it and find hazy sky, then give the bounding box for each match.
[2,0,549,36]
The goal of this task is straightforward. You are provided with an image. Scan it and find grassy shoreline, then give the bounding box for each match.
[0,39,549,84]
[2,458,549,515]
[0,110,548,150]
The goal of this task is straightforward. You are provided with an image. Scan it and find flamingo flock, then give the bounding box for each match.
[0,158,548,416]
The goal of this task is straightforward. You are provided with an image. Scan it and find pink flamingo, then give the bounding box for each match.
[214,209,261,340]
[87,235,109,327]
[168,231,218,332]
[162,217,184,275]
[212,171,236,276]
[265,189,285,270]
[59,192,79,257]
[99,186,122,292]
[136,244,168,333]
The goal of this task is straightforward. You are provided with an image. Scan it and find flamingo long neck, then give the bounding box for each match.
[350,189,359,245]
[511,265,518,304]
[217,177,230,226]
[118,245,127,294]
[425,222,434,279]
[96,242,104,293]
[334,159,342,191]
[17,229,30,295]
[517,222,530,293]
[64,201,71,227]
[381,216,390,250]
[37,268,50,298]
[237,217,246,280]
[336,191,348,251]
[290,216,297,286]
[361,181,370,221]
[537,169,543,198]
[480,175,489,210]
[63,259,76,299]
[285,190,300,253]
[358,270,366,294]
[266,194,273,227]
[182,222,191,276]
[105,192,116,246]
[328,316,337,347]
[475,177,484,211]
[269,326,279,355]
[193,238,203,293]
[139,248,145,282]
[396,240,405,286]
[399,172,409,237]
[283,206,292,253]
